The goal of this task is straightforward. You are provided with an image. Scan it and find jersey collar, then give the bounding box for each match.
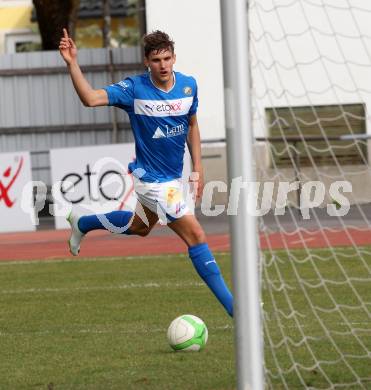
[149,71,176,93]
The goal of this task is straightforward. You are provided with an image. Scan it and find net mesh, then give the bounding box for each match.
[249,0,371,388]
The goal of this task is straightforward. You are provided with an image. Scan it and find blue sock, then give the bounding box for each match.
[188,243,233,317]
[78,211,133,235]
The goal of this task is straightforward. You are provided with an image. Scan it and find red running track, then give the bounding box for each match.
[1,227,371,261]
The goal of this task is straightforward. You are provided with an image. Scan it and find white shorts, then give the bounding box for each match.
[134,178,191,223]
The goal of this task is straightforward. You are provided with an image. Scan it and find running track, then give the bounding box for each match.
[1,226,371,261]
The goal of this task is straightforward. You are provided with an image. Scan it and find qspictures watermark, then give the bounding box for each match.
[18,176,352,227]
[200,179,352,219]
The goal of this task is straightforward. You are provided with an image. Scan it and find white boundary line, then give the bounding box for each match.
[0,281,206,295]
[0,252,231,266]
[0,324,234,337]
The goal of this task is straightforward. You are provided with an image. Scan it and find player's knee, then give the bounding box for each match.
[129,225,151,237]
[137,227,151,237]
[190,227,206,245]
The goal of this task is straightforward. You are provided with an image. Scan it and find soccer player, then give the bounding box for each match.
[59,29,233,317]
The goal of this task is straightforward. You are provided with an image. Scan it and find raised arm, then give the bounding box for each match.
[187,114,204,200]
[59,28,108,107]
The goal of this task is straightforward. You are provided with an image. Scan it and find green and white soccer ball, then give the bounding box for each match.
[167,314,208,352]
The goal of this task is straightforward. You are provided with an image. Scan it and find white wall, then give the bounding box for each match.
[145,0,226,141]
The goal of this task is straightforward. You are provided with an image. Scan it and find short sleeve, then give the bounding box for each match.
[103,78,134,110]
[189,81,198,116]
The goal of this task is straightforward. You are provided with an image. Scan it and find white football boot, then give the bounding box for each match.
[66,210,85,256]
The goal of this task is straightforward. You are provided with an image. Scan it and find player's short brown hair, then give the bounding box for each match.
[143,30,175,58]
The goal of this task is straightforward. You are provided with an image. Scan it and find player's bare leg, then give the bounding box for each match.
[129,203,159,236]
[168,214,205,246]
[67,202,158,256]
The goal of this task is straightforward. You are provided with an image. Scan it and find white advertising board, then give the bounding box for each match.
[0,151,35,233]
[50,143,191,230]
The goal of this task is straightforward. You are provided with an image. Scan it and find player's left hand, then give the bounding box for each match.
[189,168,204,201]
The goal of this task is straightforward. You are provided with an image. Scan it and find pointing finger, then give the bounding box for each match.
[63,28,69,39]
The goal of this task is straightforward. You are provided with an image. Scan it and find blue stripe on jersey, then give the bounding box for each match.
[104,72,198,183]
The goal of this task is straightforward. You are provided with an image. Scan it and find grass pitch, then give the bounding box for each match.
[0,254,235,390]
[1,248,371,389]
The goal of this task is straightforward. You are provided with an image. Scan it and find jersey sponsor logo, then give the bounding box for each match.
[152,124,185,139]
[152,127,166,139]
[134,97,193,117]
[165,124,184,137]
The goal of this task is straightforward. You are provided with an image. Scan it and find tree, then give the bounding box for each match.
[33,0,80,50]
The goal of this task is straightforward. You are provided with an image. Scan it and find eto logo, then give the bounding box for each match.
[0,156,24,208]
[145,101,182,113]
[60,164,126,204]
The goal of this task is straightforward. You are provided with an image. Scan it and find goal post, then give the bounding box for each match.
[220,1,265,389]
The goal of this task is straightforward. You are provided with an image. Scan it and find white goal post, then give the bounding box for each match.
[220,1,264,389]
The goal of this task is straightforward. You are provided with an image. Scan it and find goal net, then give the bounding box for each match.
[249,0,371,388]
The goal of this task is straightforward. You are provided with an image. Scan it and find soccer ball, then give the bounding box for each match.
[167,314,208,352]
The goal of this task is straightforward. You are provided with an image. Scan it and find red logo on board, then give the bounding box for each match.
[0,156,24,208]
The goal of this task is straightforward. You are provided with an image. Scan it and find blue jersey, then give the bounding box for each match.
[104,71,198,182]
